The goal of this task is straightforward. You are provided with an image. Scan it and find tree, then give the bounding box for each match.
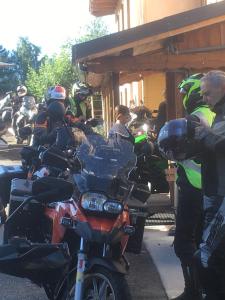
[26,48,78,101]
[26,18,109,101]
[0,45,18,95]
[15,37,41,82]
[75,18,109,43]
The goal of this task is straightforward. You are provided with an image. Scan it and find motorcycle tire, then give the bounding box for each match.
[58,266,132,300]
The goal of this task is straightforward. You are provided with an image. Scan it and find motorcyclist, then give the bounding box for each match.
[32,85,67,147]
[190,70,225,300]
[69,82,92,121]
[109,104,153,177]
[108,105,134,147]
[171,74,215,300]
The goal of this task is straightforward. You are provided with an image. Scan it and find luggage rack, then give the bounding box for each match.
[145,211,175,226]
[146,193,175,226]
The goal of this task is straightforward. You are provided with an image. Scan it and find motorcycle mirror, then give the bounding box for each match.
[32,177,74,203]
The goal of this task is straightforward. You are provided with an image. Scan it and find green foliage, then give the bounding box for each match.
[26,48,78,101]
[15,37,41,82]
[75,18,109,43]
[0,45,18,95]
[26,18,109,101]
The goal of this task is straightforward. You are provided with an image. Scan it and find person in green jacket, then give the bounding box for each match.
[67,82,92,121]
[171,74,215,300]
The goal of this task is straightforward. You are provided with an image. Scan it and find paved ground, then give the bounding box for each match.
[144,227,183,299]
[0,134,168,300]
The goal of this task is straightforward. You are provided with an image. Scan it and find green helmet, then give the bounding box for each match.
[178,73,204,114]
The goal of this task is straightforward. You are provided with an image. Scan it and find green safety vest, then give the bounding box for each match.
[178,106,215,189]
[69,98,88,119]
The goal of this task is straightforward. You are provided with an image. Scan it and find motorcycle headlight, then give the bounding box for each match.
[81,193,123,214]
[81,192,107,212]
[142,124,149,132]
[103,201,123,214]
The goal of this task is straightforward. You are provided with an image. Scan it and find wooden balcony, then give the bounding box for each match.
[89,0,118,16]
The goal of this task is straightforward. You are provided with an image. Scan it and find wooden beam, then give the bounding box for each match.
[166,71,185,120]
[76,14,225,62]
[89,0,117,15]
[112,73,120,109]
[119,71,155,85]
[133,41,163,56]
[86,49,225,73]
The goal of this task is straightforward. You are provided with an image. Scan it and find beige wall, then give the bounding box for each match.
[116,0,202,109]
[143,0,203,24]
[117,0,204,30]
[143,73,166,111]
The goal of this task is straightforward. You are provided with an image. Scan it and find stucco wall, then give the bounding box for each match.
[143,0,203,24]
[117,0,204,30]
[143,73,166,110]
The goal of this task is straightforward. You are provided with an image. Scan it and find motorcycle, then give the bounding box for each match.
[0,92,13,143]
[0,133,144,300]
[0,92,12,115]
[13,95,38,144]
[129,106,169,194]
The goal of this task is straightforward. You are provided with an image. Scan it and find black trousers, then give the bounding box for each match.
[174,183,203,265]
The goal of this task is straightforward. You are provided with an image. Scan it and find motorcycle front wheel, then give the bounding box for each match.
[60,266,132,300]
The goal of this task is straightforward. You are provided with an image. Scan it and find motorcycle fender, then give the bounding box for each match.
[87,256,129,275]
[54,257,129,298]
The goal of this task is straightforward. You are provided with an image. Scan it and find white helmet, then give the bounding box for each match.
[17,85,27,97]
[50,85,66,100]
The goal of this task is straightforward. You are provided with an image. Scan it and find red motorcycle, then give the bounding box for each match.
[0,134,140,300]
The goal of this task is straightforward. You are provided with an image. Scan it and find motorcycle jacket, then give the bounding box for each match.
[199,98,225,196]
[177,105,215,189]
[33,109,83,147]
[32,111,57,146]
[108,123,135,148]
[12,96,23,115]
[67,98,92,120]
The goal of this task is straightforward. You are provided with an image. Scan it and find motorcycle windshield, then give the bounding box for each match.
[74,134,136,196]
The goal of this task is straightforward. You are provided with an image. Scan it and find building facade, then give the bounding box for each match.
[75,1,225,131]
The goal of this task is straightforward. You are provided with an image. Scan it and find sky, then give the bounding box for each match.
[0,0,116,56]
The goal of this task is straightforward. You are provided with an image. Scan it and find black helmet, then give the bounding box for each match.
[47,101,65,121]
[157,118,198,161]
[72,82,92,102]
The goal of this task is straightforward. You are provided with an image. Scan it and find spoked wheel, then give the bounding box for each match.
[61,266,131,300]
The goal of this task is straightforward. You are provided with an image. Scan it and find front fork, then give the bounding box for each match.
[74,237,87,300]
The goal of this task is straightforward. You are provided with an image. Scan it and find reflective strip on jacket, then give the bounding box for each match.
[178,106,215,189]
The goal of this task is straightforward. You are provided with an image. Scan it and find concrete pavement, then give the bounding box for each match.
[144,226,184,300]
